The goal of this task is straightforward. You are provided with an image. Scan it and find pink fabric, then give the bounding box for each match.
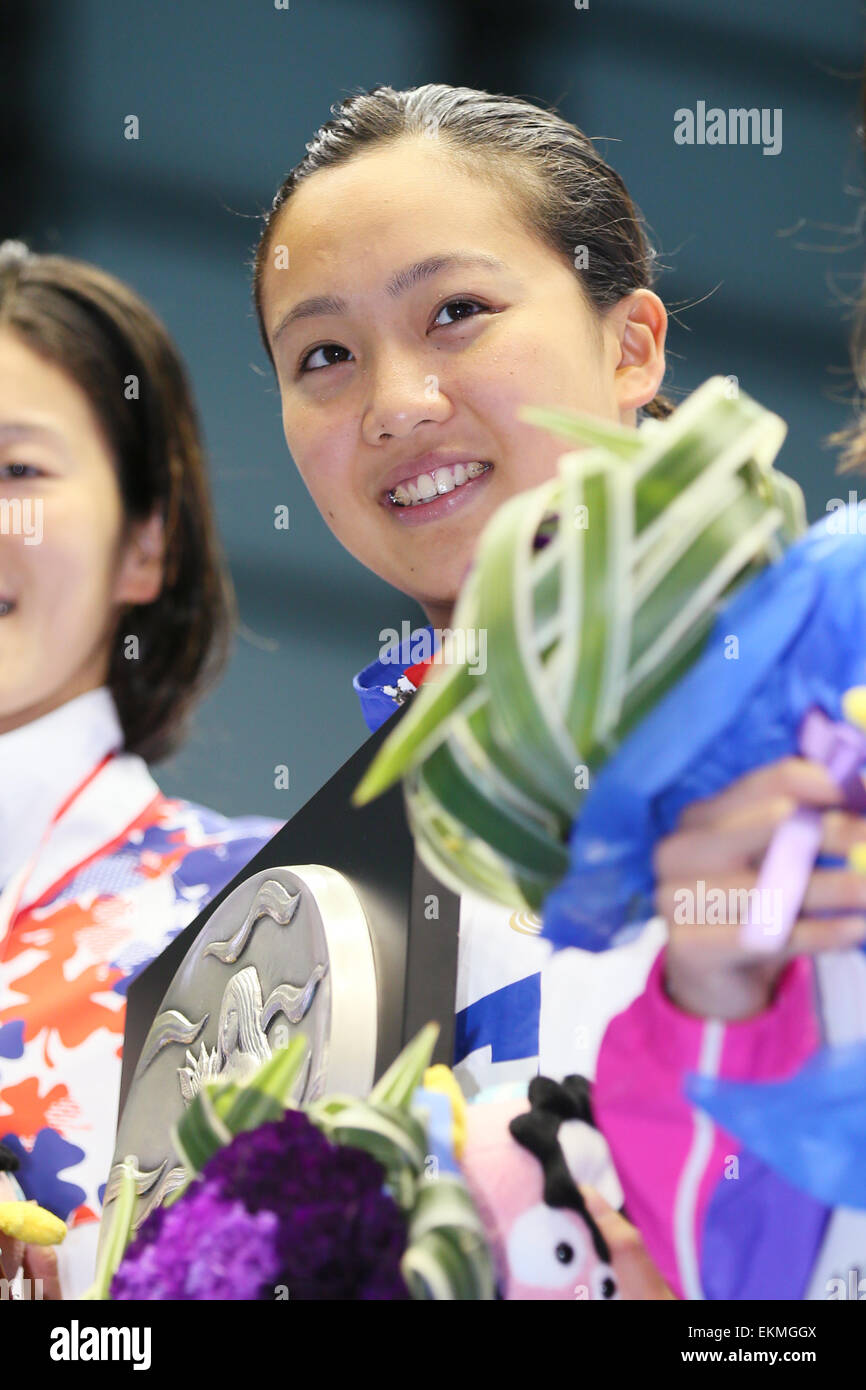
[592,949,821,1296]
[461,1095,616,1300]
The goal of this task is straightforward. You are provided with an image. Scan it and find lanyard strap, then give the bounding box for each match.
[0,752,116,953]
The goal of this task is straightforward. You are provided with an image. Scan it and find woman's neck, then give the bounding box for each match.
[0,686,122,888]
[0,672,109,738]
[421,599,454,632]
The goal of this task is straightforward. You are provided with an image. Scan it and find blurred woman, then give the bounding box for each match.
[0,242,280,1297]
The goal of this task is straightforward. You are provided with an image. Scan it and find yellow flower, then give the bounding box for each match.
[843,685,866,733]
[423,1064,467,1160]
[0,1200,66,1246]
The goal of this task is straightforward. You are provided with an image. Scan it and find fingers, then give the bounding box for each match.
[666,912,866,962]
[663,911,866,1020]
[0,1236,23,1285]
[785,913,866,956]
[656,760,866,1020]
[655,803,866,881]
[655,797,795,878]
[803,867,866,915]
[22,1243,61,1300]
[579,1185,676,1301]
[677,758,842,832]
[658,864,866,923]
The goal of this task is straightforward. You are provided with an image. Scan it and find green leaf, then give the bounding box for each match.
[81,1156,138,1300]
[405,769,548,908]
[476,481,581,818]
[369,1022,440,1109]
[517,403,645,458]
[401,1223,495,1300]
[352,659,478,804]
[172,1080,234,1174]
[221,1036,308,1134]
[418,742,571,880]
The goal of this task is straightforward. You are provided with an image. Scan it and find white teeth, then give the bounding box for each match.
[388,460,491,507]
[434,467,455,494]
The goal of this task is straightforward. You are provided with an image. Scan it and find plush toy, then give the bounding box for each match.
[0,1139,65,1238]
[456,1075,624,1299]
[0,1140,66,1295]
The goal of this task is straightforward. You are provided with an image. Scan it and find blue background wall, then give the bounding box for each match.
[4,0,863,820]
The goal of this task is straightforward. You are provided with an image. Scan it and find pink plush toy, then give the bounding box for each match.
[460,1075,624,1300]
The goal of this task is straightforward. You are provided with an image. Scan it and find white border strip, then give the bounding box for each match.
[674,1018,725,1300]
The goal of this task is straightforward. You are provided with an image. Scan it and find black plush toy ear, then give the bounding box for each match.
[0,1141,19,1172]
[509,1075,612,1264]
[560,1074,595,1127]
[525,1073,594,1124]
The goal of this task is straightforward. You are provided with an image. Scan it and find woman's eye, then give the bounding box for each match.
[297,298,489,375]
[0,462,41,480]
[299,343,353,374]
[433,297,486,328]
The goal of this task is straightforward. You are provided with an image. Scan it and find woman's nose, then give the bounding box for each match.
[362,354,452,443]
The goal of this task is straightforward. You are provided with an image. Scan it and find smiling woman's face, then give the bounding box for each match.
[0,330,163,734]
[260,137,666,626]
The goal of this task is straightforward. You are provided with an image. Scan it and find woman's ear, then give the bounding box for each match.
[608,289,667,417]
[114,511,165,607]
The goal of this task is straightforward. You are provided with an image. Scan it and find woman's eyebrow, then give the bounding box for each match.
[271,251,509,344]
[0,421,65,445]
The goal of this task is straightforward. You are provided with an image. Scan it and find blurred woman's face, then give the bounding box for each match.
[0,330,162,735]
[260,137,666,626]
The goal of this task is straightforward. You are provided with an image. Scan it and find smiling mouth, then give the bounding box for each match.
[387,461,493,508]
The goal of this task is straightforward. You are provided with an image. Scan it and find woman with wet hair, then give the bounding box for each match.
[251,83,864,1090]
[0,242,280,1297]
[248,83,866,1302]
[252,83,675,1101]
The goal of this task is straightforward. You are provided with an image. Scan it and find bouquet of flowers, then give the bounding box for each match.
[354,376,804,918]
[88,1026,495,1301]
[354,375,866,1213]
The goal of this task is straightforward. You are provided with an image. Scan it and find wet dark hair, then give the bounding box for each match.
[0,241,234,762]
[252,82,672,420]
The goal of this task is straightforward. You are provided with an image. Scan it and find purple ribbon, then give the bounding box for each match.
[740,705,866,951]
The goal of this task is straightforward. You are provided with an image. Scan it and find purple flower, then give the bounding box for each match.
[206,1111,410,1300]
[112,1187,279,1300]
[113,1110,410,1300]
